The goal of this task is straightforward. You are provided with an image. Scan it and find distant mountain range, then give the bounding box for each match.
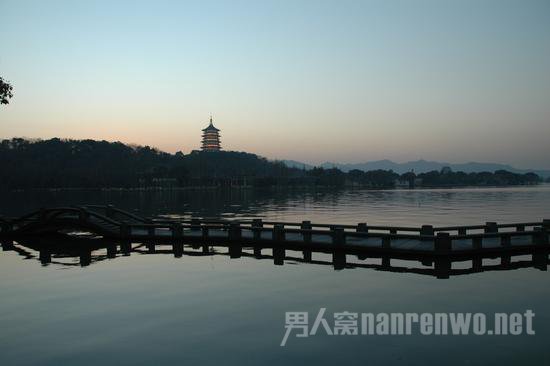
[281,159,550,179]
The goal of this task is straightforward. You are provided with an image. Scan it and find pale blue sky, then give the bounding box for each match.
[1,0,549,168]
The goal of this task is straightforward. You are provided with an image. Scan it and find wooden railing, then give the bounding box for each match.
[0,206,548,259]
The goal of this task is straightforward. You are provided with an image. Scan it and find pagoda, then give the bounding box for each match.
[201,116,221,151]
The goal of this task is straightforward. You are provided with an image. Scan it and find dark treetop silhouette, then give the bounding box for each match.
[0,77,14,105]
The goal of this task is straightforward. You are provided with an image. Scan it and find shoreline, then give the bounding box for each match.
[2,182,547,193]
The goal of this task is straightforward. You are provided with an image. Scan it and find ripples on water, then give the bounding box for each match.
[2,185,549,226]
[259,186,550,226]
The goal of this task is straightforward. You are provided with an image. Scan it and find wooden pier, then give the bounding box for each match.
[1,205,549,277]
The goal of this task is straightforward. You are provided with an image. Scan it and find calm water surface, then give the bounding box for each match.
[1,185,549,365]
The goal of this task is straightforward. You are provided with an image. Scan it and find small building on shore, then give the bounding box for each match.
[395,171,423,188]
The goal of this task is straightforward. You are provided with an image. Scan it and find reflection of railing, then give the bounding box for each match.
[1,207,123,238]
[3,236,548,279]
[83,205,151,224]
[1,206,549,260]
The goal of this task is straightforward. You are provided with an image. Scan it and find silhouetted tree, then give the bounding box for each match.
[0,77,14,105]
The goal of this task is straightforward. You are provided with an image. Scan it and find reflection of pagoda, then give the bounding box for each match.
[201,116,221,151]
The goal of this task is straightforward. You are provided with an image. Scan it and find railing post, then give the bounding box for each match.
[434,258,451,279]
[120,223,130,238]
[229,222,241,242]
[107,244,117,258]
[202,226,209,241]
[172,242,184,258]
[254,246,262,258]
[39,249,51,264]
[501,234,511,247]
[229,243,242,258]
[333,250,346,270]
[331,226,345,246]
[543,219,550,231]
[252,219,263,241]
[273,246,285,265]
[534,227,549,245]
[458,228,467,236]
[191,218,200,231]
[500,254,512,268]
[382,235,391,249]
[435,232,451,255]
[473,236,483,250]
[147,226,155,237]
[273,224,285,242]
[472,257,482,271]
[485,222,498,233]
[532,244,548,271]
[420,225,434,241]
[80,251,92,267]
[301,221,312,243]
[516,224,525,232]
[356,223,368,233]
[172,224,183,238]
[121,241,131,255]
[501,254,511,267]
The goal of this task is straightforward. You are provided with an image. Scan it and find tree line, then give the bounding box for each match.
[0,138,541,189]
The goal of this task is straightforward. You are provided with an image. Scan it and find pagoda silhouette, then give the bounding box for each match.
[201,116,221,151]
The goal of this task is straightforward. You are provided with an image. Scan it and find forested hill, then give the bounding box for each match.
[0,138,294,189]
[0,138,542,189]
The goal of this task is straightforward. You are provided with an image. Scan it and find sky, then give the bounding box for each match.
[1,0,549,168]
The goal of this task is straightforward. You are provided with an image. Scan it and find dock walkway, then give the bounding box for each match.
[1,205,548,260]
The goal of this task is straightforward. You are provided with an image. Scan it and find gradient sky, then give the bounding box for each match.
[1,0,549,168]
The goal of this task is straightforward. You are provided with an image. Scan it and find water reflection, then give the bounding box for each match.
[4,235,548,279]
[1,185,549,227]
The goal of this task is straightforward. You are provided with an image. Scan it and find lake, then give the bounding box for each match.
[1,185,549,365]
